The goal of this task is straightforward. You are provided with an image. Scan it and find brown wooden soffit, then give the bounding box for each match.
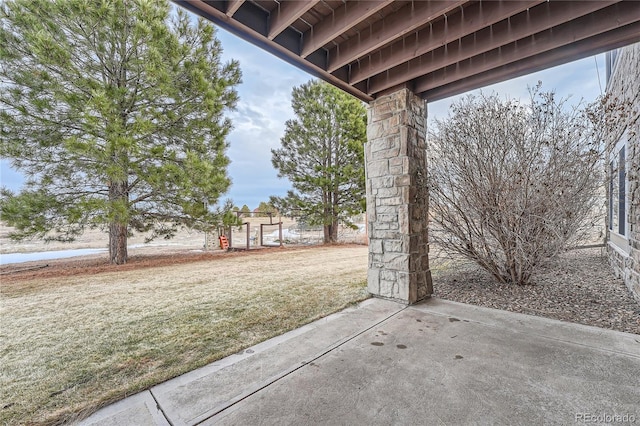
[175,0,640,102]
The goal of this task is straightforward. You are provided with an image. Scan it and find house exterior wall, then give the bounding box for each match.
[605,42,640,303]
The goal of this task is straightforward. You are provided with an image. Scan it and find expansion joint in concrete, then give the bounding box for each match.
[192,303,408,425]
[149,389,174,426]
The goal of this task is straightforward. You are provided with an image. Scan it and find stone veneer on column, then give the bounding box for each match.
[365,88,432,304]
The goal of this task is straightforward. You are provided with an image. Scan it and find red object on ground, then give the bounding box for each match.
[219,235,229,250]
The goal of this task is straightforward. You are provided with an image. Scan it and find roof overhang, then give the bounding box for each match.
[173,0,640,102]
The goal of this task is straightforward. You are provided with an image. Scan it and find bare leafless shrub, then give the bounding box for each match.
[428,86,606,285]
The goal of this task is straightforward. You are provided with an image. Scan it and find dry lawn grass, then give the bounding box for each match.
[0,245,368,425]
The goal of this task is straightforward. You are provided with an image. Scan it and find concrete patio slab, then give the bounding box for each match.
[81,298,640,426]
[151,299,404,425]
[79,390,169,426]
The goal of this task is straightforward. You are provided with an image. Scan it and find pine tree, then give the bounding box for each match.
[271,81,366,243]
[0,0,241,264]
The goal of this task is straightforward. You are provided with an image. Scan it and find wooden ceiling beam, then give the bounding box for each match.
[268,0,321,40]
[366,0,619,95]
[412,4,640,96]
[300,0,393,58]
[225,0,245,17]
[176,0,374,101]
[326,0,465,73]
[173,0,640,104]
[423,22,640,102]
[349,0,543,84]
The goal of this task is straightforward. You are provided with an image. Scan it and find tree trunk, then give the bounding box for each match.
[331,189,339,242]
[108,180,129,264]
[322,188,331,243]
[323,190,340,243]
[331,218,339,242]
[109,222,128,264]
[323,220,339,243]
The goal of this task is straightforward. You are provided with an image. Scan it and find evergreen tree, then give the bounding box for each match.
[0,0,241,264]
[257,201,278,216]
[271,81,366,243]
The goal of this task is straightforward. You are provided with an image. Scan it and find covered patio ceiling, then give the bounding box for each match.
[175,0,640,102]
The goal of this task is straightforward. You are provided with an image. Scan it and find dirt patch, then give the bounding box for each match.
[0,244,360,284]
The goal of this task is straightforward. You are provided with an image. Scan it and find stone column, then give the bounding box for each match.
[365,88,432,304]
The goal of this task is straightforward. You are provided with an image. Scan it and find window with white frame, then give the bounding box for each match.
[609,138,627,237]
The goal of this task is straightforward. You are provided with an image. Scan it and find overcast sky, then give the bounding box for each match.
[0,18,608,210]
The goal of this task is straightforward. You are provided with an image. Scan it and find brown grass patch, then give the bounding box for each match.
[0,245,368,425]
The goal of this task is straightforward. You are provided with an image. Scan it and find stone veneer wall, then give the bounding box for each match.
[605,42,640,303]
[365,89,432,304]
